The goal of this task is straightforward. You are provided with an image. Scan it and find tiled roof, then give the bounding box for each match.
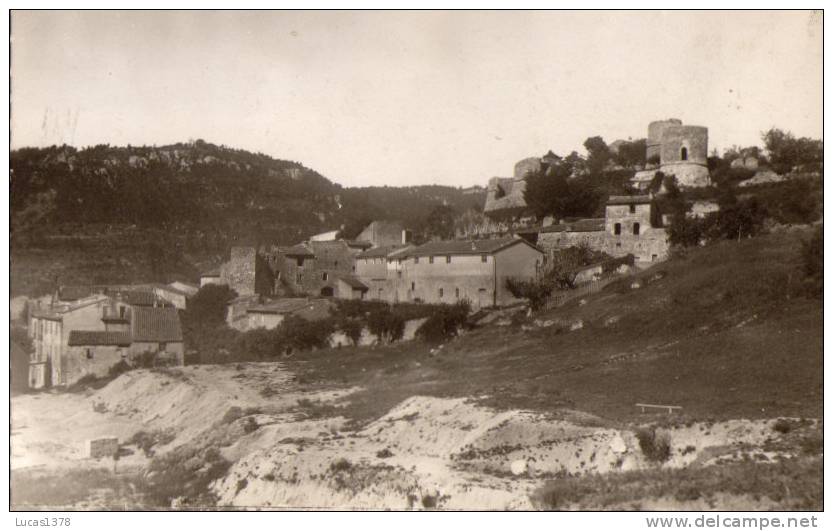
[356,245,410,259]
[201,267,222,277]
[337,274,369,290]
[111,290,172,307]
[539,218,606,234]
[345,241,374,249]
[247,298,313,314]
[281,243,315,257]
[405,237,541,258]
[68,331,132,347]
[607,195,652,206]
[131,306,183,342]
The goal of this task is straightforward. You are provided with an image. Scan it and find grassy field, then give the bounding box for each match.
[287,227,822,428]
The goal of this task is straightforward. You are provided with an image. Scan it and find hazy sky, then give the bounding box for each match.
[11,10,822,187]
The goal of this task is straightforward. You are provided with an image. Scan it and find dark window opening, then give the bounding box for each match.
[481,255,488,263]
[438,288,444,298]
[411,282,415,291]
[446,256,451,263]
[629,204,636,214]
[320,286,334,297]
[429,256,434,264]
[455,287,460,299]
[633,222,641,235]
[322,272,328,281]
[681,147,688,161]
[85,349,93,359]
[614,223,622,235]
[296,257,304,267]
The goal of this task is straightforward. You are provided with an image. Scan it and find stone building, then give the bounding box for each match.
[354,237,545,309]
[355,220,411,248]
[29,293,183,388]
[536,195,669,267]
[636,118,711,188]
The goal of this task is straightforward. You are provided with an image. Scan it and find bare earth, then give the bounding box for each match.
[10,362,818,510]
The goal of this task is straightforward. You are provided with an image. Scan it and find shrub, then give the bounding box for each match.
[416,300,470,343]
[278,315,336,351]
[505,276,555,311]
[145,444,230,507]
[635,427,671,463]
[366,307,405,343]
[335,317,364,346]
[329,458,353,473]
[800,226,822,298]
[108,360,131,378]
[773,418,793,434]
[128,429,176,457]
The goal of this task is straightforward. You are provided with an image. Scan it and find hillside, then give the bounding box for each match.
[11,228,822,510]
[10,141,485,295]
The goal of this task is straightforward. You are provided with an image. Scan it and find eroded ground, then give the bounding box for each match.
[10,362,822,510]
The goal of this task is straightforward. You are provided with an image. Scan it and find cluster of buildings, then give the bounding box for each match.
[26,282,197,389]
[200,221,546,328]
[21,118,719,389]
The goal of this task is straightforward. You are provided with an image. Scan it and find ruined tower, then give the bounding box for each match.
[645,119,711,188]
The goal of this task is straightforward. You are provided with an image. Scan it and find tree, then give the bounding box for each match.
[614,139,647,168]
[762,128,823,174]
[418,204,457,242]
[523,160,602,220]
[583,136,612,175]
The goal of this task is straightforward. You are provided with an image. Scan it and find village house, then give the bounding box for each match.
[536,195,670,266]
[355,237,545,310]
[29,291,184,388]
[238,298,334,331]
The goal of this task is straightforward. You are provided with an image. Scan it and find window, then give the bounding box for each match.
[429,256,434,264]
[322,272,328,281]
[446,256,451,263]
[616,242,622,248]
[411,282,415,291]
[614,223,621,235]
[681,147,688,161]
[455,287,460,299]
[651,254,658,262]
[629,204,636,214]
[334,260,338,267]
[633,222,640,235]
[296,257,305,267]
[296,273,302,283]
[378,288,383,299]
[119,306,126,318]
[85,348,93,360]
[397,271,402,278]
[439,288,444,298]
[481,255,488,263]
[415,257,420,264]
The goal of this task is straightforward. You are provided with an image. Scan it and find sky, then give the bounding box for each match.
[11,10,823,188]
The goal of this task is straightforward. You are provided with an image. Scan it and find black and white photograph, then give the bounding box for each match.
[7,8,825,517]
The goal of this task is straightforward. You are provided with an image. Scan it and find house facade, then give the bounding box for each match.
[537,195,670,266]
[29,291,183,388]
[355,237,545,309]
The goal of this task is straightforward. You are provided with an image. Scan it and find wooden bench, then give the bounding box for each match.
[636,403,682,414]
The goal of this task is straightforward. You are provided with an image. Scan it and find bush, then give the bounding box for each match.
[635,427,671,463]
[335,317,364,346]
[108,359,131,378]
[416,301,470,343]
[773,418,793,434]
[505,276,555,311]
[329,458,353,473]
[366,307,405,343]
[128,429,176,457]
[145,444,230,507]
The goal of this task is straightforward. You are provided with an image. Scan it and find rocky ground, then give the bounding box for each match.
[10,362,821,510]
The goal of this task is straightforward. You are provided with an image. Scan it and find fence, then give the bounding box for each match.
[541,275,621,311]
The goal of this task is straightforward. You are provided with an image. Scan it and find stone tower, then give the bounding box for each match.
[645,119,711,188]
